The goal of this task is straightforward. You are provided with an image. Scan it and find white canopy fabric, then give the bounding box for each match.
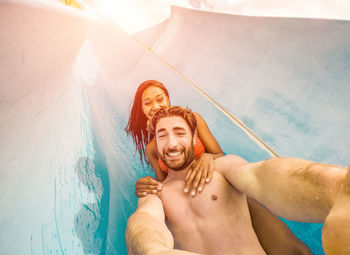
[95,0,350,33]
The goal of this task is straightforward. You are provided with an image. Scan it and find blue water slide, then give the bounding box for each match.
[1,2,349,254]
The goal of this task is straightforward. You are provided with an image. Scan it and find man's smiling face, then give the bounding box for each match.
[155,116,195,171]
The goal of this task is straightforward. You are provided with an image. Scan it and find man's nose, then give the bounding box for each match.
[167,133,178,149]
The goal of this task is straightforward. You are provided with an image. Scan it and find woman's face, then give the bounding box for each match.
[141,86,169,120]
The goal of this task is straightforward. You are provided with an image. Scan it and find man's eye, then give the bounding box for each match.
[176,133,186,136]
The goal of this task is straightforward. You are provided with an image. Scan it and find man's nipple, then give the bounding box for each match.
[211,195,218,201]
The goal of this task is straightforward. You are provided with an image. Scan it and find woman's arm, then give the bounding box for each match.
[194,112,223,155]
[184,112,224,195]
[135,139,166,197]
[146,139,167,182]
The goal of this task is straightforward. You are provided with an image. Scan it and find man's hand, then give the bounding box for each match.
[135,176,162,197]
[184,153,215,196]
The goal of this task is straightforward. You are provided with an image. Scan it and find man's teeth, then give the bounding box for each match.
[167,152,181,157]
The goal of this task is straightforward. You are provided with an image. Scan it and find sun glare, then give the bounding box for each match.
[97,0,169,34]
[98,0,117,16]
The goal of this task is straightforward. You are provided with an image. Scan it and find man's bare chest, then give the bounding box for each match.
[160,173,245,223]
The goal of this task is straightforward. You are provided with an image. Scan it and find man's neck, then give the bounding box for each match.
[167,166,191,181]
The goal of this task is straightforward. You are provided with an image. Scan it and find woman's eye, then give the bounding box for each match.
[144,102,151,106]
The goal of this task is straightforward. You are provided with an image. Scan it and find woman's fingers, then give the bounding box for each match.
[190,165,206,196]
[184,161,199,194]
[135,187,162,197]
[135,191,148,197]
[136,183,162,190]
[137,176,159,185]
[184,154,215,196]
[206,158,214,183]
[197,168,208,193]
[185,160,205,196]
[135,176,162,197]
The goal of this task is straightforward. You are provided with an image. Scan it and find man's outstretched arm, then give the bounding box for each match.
[125,195,200,255]
[322,166,350,254]
[219,155,347,222]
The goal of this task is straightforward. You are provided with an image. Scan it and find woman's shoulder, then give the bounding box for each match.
[146,138,157,156]
[193,111,200,117]
[193,112,207,127]
[193,111,203,121]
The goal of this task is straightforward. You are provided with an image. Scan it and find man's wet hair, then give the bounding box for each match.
[152,106,197,135]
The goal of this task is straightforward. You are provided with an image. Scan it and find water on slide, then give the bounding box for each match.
[1,1,349,254]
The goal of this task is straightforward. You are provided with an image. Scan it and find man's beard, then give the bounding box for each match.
[159,141,195,171]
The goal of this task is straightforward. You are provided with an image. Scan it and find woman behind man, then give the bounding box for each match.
[125,80,311,255]
[125,80,224,196]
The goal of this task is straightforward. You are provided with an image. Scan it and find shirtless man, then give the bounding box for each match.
[206,156,349,254]
[126,106,313,255]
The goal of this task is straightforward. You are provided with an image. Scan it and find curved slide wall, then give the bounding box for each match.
[136,6,350,165]
[1,1,349,254]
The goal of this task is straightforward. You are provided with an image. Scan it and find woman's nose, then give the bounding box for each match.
[151,103,161,113]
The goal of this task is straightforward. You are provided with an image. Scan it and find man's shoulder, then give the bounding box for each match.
[214,154,248,166]
[138,194,162,211]
[136,194,165,221]
[214,155,248,175]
